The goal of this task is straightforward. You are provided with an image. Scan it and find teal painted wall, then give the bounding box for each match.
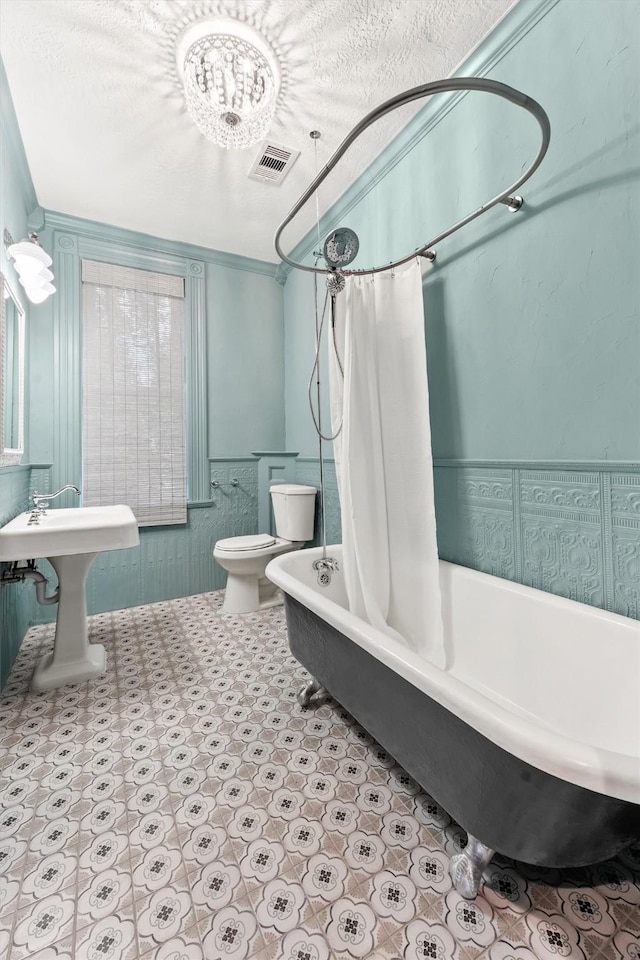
[0,61,38,687]
[27,212,285,480]
[284,0,640,461]
[282,0,640,617]
[0,60,36,289]
[207,263,284,457]
[284,269,322,459]
[21,215,285,626]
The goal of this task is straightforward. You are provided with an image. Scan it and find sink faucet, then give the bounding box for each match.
[29,485,81,524]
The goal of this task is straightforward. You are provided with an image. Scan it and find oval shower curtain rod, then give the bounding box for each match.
[274,77,550,276]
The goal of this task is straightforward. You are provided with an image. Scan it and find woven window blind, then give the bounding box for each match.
[81,259,187,526]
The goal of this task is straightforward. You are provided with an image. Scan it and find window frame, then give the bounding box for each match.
[80,258,187,526]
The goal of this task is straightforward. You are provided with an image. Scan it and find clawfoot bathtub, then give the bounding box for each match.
[266,545,640,899]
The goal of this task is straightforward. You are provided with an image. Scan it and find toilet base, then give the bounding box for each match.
[222,573,283,614]
[215,540,305,615]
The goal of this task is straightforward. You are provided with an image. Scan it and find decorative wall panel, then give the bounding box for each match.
[611,473,640,619]
[209,458,259,583]
[253,453,297,532]
[519,470,603,607]
[455,468,514,579]
[84,504,220,615]
[295,458,342,547]
[289,459,640,622]
[434,461,639,620]
[28,466,51,502]
[0,464,31,525]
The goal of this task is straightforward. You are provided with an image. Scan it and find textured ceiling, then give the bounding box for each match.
[0,0,516,263]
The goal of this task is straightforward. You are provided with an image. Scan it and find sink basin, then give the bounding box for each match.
[0,505,139,561]
[0,504,139,692]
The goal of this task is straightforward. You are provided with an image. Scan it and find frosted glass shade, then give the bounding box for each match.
[19,268,54,288]
[8,241,52,274]
[7,237,56,304]
[24,283,56,305]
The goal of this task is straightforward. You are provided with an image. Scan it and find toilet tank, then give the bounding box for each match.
[270,484,316,542]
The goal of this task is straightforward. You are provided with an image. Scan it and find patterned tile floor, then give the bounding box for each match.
[0,591,638,960]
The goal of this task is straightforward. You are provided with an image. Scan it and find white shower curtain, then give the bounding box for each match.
[328,258,445,667]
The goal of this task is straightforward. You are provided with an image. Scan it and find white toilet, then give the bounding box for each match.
[213,483,316,613]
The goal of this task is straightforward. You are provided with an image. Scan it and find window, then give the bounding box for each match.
[81,259,187,525]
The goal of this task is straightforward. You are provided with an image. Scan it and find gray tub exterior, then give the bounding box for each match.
[284,593,640,868]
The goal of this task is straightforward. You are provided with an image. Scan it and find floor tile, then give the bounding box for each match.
[24,932,75,959]
[10,891,76,959]
[18,850,78,908]
[75,913,138,960]
[197,893,264,960]
[135,884,198,955]
[75,865,134,933]
[0,874,21,922]
[0,590,637,959]
[140,922,205,959]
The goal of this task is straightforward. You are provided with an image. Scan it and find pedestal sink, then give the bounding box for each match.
[0,505,139,691]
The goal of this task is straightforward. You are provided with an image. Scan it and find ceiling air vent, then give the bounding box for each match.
[248,141,300,185]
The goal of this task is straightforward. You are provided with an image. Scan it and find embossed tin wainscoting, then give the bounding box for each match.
[288,458,640,621]
[433,461,640,620]
[84,458,260,614]
[295,459,342,549]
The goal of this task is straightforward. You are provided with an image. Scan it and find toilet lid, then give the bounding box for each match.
[216,534,277,552]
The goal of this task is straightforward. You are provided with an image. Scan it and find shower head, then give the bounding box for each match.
[323,227,359,268]
[326,272,346,295]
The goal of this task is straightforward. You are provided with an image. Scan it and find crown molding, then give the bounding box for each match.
[42,210,281,280]
[0,58,38,221]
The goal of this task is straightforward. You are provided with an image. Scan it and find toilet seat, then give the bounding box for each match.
[216,534,277,553]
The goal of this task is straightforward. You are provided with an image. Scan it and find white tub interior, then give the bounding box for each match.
[442,565,639,757]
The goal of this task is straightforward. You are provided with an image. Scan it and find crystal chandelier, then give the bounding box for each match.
[176,18,280,150]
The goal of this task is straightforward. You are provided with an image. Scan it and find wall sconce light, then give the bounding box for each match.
[4,230,56,304]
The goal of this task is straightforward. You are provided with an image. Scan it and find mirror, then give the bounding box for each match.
[1,272,25,465]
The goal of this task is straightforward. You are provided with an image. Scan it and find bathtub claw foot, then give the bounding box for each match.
[297,679,326,708]
[450,835,495,899]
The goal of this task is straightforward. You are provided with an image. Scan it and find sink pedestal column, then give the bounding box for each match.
[31,552,105,692]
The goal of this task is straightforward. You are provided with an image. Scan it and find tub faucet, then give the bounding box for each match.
[313,555,339,587]
[29,485,81,524]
